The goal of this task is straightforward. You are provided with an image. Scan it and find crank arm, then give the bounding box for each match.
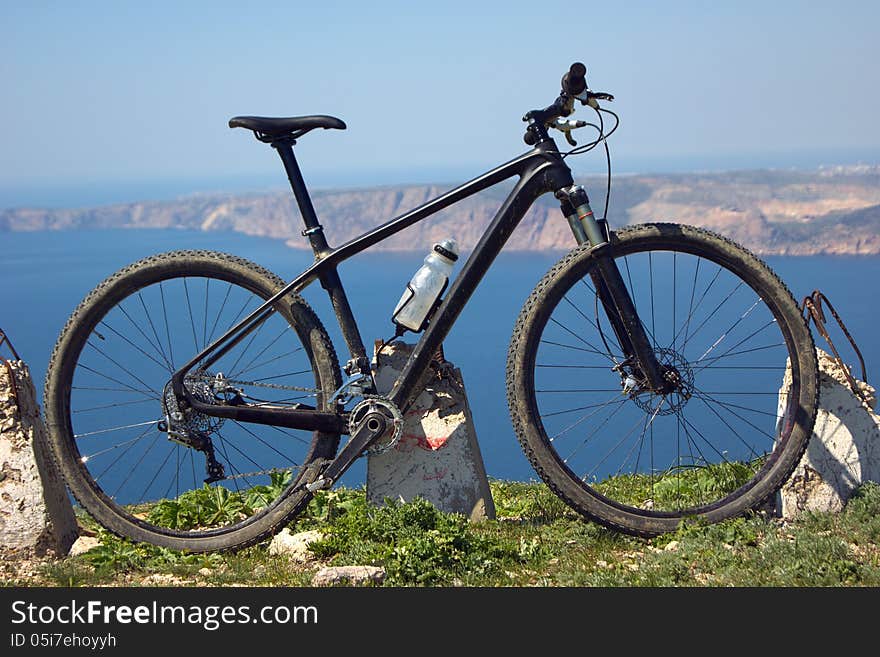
[302,412,388,492]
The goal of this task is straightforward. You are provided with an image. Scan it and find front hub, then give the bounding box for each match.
[625,348,694,416]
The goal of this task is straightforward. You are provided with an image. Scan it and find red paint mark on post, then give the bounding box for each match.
[424,433,450,450]
[395,432,451,452]
[423,467,449,481]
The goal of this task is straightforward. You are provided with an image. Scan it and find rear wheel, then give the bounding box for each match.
[507,223,818,536]
[44,250,342,551]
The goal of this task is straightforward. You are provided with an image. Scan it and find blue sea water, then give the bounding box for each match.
[1,228,878,487]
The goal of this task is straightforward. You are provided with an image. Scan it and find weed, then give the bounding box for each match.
[146,471,293,530]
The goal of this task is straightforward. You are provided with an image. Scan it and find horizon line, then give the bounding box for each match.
[2,159,879,211]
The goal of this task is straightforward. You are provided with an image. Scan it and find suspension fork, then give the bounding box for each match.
[558,186,667,391]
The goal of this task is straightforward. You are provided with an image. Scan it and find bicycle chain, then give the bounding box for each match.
[217,376,322,396]
[221,467,291,481]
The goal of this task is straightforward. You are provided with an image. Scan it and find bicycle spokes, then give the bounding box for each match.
[513,225,813,527]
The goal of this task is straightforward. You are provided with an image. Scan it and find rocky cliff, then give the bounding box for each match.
[2,166,879,255]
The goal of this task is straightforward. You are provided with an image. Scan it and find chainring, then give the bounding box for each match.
[348,395,404,455]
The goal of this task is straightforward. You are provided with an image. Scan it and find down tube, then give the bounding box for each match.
[388,162,571,412]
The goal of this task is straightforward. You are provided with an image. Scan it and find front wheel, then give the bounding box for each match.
[44,250,342,551]
[506,223,818,536]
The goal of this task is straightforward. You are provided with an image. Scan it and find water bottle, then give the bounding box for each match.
[391,238,459,332]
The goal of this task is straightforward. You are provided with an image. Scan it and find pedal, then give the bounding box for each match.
[305,477,332,493]
[300,457,332,493]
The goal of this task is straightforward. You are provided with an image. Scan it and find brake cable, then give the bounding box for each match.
[547,99,622,372]
[557,104,619,223]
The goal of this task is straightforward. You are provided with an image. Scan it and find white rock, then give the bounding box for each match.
[68,535,102,557]
[311,565,386,587]
[140,573,189,586]
[267,528,324,561]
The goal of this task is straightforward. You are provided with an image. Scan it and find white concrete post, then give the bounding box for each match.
[777,349,880,519]
[0,360,78,556]
[366,341,495,520]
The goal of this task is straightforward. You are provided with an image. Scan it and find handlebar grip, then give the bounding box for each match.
[561,62,587,96]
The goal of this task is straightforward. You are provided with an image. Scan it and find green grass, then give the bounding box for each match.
[15,480,880,588]
[593,459,763,511]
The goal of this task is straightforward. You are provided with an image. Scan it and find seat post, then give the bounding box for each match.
[272,139,331,256]
[271,138,371,368]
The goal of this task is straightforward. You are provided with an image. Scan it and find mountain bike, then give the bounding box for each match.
[44,63,819,551]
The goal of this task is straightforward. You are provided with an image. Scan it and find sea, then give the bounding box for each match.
[1,228,878,487]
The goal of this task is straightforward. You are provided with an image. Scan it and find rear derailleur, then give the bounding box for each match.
[156,421,226,484]
[158,372,238,484]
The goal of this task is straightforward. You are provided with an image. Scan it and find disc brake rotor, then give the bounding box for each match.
[627,348,694,416]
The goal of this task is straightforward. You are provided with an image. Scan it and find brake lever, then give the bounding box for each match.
[550,118,587,146]
[574,89,615,108]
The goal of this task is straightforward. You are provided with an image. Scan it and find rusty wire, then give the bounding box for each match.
[801,290,871,406]
[0,327,20,361]
[0,327,20,405]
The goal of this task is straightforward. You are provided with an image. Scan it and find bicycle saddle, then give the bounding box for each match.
[228,115,346,138]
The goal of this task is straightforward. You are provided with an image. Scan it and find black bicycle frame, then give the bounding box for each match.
[171,133,661,442]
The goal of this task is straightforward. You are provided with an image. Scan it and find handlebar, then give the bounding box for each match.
[561,62,587,96]
[522,62,614,146]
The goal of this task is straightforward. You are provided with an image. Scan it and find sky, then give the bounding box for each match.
[2,0,879,206]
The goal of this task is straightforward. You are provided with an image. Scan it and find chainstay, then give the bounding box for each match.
[191,374,403,456]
